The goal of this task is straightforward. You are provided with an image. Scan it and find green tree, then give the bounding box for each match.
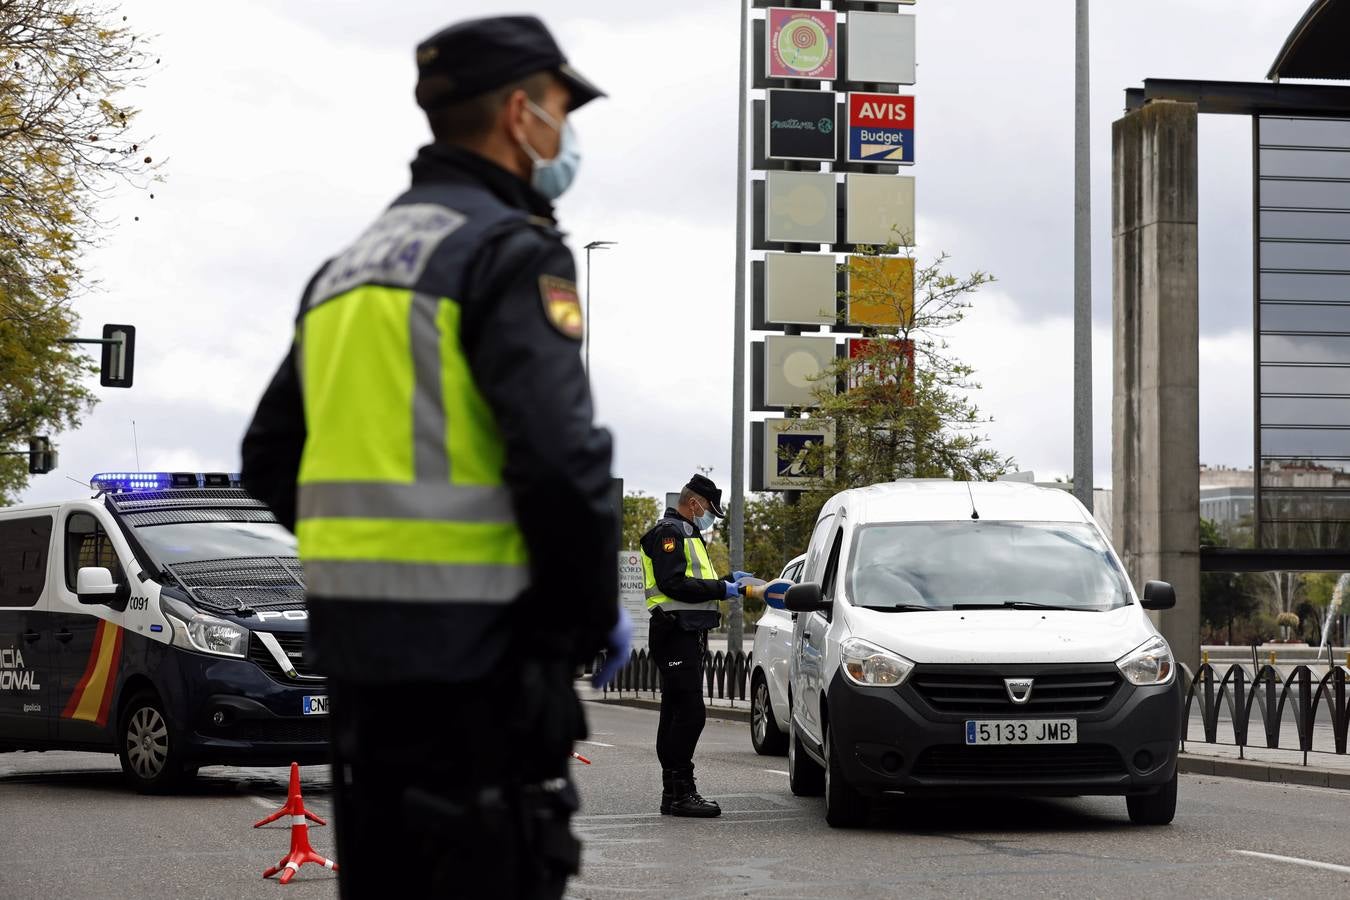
[741,493,813,582]
[1198,518,1259,645]
[0,281,94,501]
[0,1,157,497]
[621,491,660,550]
[764,246,1012,541]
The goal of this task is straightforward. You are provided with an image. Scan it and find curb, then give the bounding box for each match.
[585,697,753,724]
[1178,752,1350,789]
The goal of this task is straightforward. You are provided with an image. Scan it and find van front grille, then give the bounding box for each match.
[911,666,1123,715]
[249,632,324,682]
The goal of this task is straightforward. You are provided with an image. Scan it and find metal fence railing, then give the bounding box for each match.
[1182,663,1350,765]
[594,649,754,706]
[594,656,1350,764]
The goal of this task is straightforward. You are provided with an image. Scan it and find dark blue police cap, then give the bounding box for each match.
[415,15,605,112]
[686,473,726,519]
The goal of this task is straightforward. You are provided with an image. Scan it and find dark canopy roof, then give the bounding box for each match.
[1268,0,1350,81]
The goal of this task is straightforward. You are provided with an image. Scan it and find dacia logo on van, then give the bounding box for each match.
[1004,678,1035,705]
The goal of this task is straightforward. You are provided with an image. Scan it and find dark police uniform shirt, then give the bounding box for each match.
[241,144,618,683]
[640,508,725,631]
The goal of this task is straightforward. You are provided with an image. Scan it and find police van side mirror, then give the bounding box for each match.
[785,581,831,614]
[77,567,119,605]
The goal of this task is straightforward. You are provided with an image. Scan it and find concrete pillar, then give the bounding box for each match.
[1112,100,1201,672]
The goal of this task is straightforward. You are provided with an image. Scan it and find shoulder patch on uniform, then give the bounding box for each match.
[661,537,677,553]
[539,275,584,340]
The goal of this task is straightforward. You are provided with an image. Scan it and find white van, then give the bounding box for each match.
[0,472,327,792]
[782,481,1182,828]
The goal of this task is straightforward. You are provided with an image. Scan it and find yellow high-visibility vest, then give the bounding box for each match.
[641,527,720,615]
[294,202,529,604]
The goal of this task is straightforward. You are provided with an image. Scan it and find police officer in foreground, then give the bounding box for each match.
[640,475,757,818]
[242,16,631,899]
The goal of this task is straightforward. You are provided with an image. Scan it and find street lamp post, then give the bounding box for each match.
[583,240,617,373]
[1073,0,1093,511]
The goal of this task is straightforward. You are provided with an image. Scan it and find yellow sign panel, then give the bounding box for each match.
[847,256,914,327]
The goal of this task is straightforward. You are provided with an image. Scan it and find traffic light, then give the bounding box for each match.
[28,436,57,475]
[100,323,135,388]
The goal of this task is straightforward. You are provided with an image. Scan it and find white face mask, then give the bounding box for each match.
[517,100,580,200]
[695,509,717,532]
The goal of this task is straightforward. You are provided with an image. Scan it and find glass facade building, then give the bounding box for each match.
[1257,115,1350,549]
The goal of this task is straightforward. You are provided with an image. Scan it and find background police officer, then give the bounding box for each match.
[640,474,756,818]
[241,16,629,899]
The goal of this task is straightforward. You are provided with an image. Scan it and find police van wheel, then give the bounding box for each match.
[118,691,193,794]
[750,674,788,756]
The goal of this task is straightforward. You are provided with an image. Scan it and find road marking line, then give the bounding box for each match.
[249,796,276,811]
[764,769,789,776]
[578,740,615,747]
[1232,850,1350,875]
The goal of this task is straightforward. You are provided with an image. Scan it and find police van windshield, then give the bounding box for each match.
[129,521,298,568]
[848,521,1131,612]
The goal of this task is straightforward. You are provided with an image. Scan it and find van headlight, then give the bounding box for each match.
[840,637,914,688]
[161,596,248,658]
[1116,635,1174,685]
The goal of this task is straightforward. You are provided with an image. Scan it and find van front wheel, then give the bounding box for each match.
[117,691,195,794]
[788,722,824,797]
[1126,770,1177,826]
[823,726,869,828]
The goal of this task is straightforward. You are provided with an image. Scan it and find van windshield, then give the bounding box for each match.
[847,521,1131,612]
[130,521,298,568]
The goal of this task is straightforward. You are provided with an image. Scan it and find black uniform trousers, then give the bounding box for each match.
[648,611,707,773]
[326,659,583,899]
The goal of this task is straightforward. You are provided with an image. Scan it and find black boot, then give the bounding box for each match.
[660,769,675,815]
[667,770,721,818]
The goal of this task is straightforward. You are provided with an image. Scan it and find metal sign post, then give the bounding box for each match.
[729,0,750,655]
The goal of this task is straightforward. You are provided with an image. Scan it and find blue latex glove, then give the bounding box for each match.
[723,580,741,599]
[728,570,754,582]
[591,606,633,689]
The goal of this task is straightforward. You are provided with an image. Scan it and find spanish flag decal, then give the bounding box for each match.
[61,619,124,727]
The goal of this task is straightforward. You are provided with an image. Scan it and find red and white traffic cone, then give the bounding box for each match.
[259,762,337,884]
[255,762,327,828]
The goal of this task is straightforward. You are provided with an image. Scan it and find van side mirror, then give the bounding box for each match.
[77,567,127,606]
[785,581,831,613]
[1141,581,1176,611]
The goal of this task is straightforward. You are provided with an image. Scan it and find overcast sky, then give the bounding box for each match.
[18,0,1308,506]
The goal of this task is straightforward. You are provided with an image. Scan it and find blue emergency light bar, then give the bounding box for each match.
[90,472,242,493]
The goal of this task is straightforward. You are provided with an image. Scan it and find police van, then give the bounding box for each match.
[0,472,327,792]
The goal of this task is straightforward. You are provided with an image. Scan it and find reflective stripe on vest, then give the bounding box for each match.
[295,281,529,604]
[641,536,720,613]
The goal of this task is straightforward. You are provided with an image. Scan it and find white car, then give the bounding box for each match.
[749,553,804,755]
[782,480,1183,828]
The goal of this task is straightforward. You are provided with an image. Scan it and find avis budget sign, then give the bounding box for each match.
[847,93,915,165]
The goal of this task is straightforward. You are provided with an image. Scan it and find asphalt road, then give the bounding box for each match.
[3,703,1350,899]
